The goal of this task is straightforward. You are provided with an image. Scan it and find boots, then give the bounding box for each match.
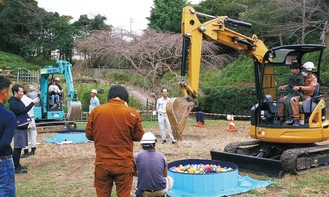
[30,147,36,155]
[13,148,27,174]
[21,148,30,158]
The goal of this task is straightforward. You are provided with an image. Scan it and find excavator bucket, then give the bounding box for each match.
[67,101,82,121]
[166,97,194,141]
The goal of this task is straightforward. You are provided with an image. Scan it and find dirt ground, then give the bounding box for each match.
[15,121,329,197]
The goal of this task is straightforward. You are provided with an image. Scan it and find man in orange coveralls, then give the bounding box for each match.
[86,85,144,197]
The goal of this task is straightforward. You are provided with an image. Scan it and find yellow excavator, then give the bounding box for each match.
[166,6,329,177]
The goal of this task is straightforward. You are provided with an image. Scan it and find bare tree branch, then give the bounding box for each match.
[75,29,233,94]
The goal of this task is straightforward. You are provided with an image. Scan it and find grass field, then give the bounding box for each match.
[15,120,329,197]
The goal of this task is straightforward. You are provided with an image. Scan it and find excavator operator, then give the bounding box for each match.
[278,61,317,126]
[54,77,62,91]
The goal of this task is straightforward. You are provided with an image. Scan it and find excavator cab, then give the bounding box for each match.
[250,44,328,143]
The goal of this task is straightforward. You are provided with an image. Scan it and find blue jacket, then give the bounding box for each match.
[0,103,16,157]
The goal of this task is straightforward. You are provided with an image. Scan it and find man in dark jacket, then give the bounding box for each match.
[8,84,39,174]
[0,76,16,196]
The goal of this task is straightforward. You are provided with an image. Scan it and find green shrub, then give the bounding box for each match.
[0,51,40,70]
[75,83,142,112]
[319,49,329,85]
[198,82,256,115]
[75,84,109,112]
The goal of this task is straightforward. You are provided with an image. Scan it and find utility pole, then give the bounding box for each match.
[130,17,134,32]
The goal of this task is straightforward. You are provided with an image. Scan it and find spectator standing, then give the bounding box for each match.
[86,85,144,197]
[89,89,100,114]
[156,88,176,144]
[8,84,39,174]
[27,86,40,106]
[134,132,173,197]
[21,88,37,157]
[0,76,16,196]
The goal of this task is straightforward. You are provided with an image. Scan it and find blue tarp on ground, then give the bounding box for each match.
[168,175,274,197]
[43,130,91,144]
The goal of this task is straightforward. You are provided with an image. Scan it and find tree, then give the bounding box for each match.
[75,29,232,94]
[47,14,75,60]
[239,0,329,46]
[72,14,112,36]
[195,0,247,20]
[0,0,112,60]
[147,0,189,33]
[0,0,43,55]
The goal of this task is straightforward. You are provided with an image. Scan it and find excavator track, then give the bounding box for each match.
[224,140,260,153]
[36,121,77,133]
[281,144,329,175]
[212,141,329,178]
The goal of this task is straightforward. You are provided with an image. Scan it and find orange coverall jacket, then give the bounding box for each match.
[300,74,317,99]
[86,98,144,169]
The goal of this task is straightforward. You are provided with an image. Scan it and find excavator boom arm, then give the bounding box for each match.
[181,6,268,98]
[167,6,268,139]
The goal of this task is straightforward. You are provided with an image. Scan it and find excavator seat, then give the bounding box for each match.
[300,83,321,114]
[265,95,278,114]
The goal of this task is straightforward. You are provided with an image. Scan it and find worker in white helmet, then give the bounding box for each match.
[298,62,318,98]
[134,132,174,197]
[89,89,100,114]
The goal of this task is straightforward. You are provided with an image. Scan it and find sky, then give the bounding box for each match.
[37,0,202,34]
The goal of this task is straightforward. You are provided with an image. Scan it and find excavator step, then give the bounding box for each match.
[210,150,284,178]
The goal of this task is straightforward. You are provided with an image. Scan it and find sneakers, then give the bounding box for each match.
[30,147,36,155]
[51,104,58,109]
[15,168,28,174]
[162,139,177,144]
[21,150,30,158]
[293,120,300,126]
[284,119,294,125]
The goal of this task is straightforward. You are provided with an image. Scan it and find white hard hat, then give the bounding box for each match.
[54,77,60,81]
[141,132,157,144]
[302,61,314,72]
[91,89,97,94]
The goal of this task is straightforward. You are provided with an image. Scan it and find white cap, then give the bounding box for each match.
[54,77,60,81]
[141,132,157,144]
[91,89,97,94]
[302,61,314,72]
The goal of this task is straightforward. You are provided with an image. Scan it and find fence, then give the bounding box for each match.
[145,98,155,110]
[16,68,39,84]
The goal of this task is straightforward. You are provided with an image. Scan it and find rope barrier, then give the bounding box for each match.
[71,110,251,122]
[136,109,251,119]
